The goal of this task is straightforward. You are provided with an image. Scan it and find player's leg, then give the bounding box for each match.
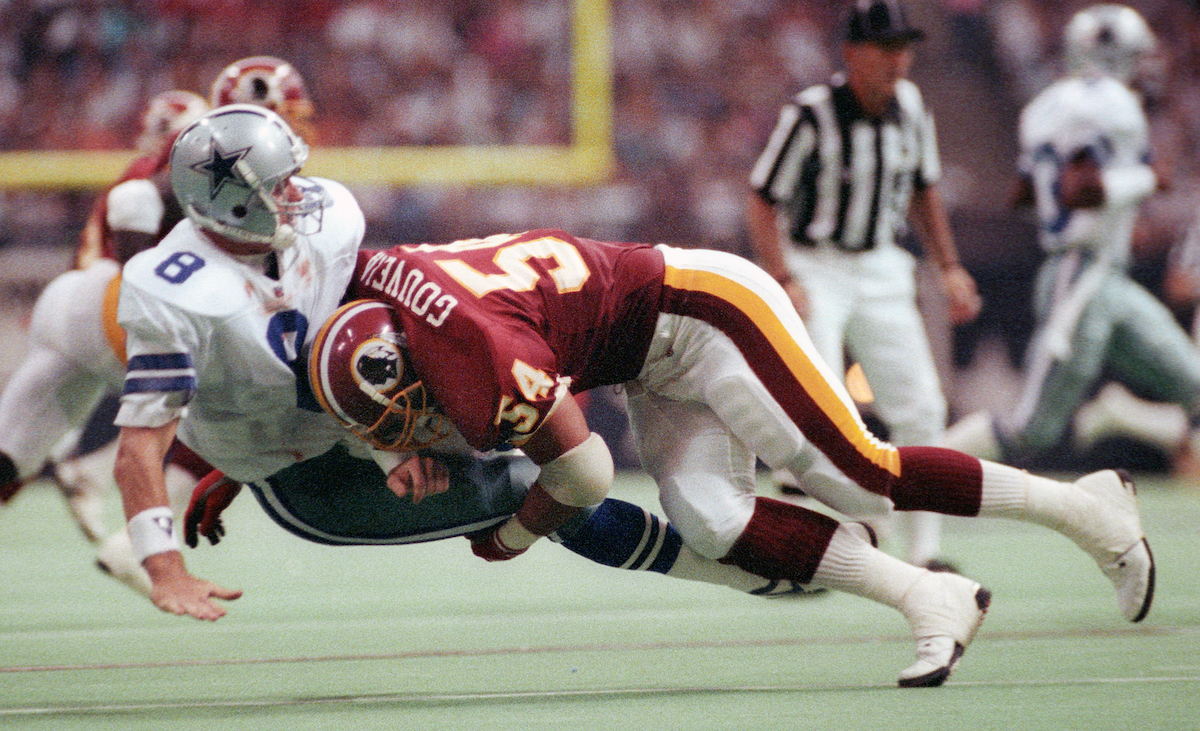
[655,245,1152,622]
[1099,279,1200,461]
[771,247,853,494]
[3,260,125,539]
[0,346,109,503]
[626,386,987,686]
[553,497,827,597]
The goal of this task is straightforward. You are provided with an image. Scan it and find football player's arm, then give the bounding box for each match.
[746,192,809,318]
[114,421,242,620]
[106,179,165,264]
[472,396,613,561]
[909,183,982,325]
[1059,146,1157,210]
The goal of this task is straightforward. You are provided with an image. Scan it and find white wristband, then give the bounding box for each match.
[128,507,181,563]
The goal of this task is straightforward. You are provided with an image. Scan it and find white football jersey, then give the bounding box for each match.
[115,178,366,482]
[1018,75,1155,264]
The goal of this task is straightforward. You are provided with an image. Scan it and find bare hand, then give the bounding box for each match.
[387,454,450,504]
[941,266,982,325]
[143,552,241,621]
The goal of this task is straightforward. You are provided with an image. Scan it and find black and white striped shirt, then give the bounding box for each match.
[749,75,940,252]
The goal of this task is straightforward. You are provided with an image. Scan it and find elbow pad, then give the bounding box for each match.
[536,432,613,507]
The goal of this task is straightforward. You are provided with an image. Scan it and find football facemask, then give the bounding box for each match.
[309,299,453,452]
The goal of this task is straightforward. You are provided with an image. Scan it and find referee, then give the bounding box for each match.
[745,0,981,570]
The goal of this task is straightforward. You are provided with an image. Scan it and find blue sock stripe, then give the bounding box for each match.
[626,510,663,570]
[647,520,684,574]
[560,499,681,575]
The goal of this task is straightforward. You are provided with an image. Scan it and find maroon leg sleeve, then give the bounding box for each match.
[891,446,984,516]
[719,496,840,584]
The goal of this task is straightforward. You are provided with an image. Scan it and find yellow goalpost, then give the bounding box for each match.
[0,0,614,190]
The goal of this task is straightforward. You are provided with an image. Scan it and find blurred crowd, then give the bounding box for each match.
[2,0,1200,278]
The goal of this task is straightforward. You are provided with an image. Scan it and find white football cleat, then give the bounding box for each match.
[896,571,991,688]
[95,530,153,598]
[1067,470,1154,622]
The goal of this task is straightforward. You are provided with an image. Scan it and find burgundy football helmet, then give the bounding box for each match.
[309,300,452,451]
[210,56,316,140]
[135,89,210,157]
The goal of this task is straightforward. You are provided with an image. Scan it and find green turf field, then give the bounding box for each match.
[2,471,1197,731]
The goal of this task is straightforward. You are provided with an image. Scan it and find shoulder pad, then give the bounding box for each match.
[106,179,164,234]
[121,224,250,318]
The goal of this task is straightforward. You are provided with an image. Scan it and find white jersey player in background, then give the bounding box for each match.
[0,91,209,548]
[942,5,1200,469]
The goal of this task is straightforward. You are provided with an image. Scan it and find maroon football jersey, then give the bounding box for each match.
[349,230,665,450]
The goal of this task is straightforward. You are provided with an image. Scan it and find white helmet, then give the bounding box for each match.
[169,104,329,252]
[1064,4,1155,83]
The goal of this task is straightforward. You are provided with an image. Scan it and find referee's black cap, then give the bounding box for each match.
[844,0,925,45]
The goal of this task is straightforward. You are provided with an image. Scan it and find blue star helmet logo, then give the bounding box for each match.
[191,143,252,199]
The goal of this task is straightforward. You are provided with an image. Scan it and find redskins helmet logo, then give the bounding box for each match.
[352,339,402,396]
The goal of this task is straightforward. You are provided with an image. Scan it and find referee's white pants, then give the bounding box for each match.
[787,244,948,448]
[0,260,123,478]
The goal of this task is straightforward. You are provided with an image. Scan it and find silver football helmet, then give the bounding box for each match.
[1064,4,1155,84]
[169,104,329,252]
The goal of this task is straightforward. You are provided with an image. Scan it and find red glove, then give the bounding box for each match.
[184,470,242,548]
[469,526,529,562]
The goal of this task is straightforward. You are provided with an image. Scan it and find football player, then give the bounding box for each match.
[0,90,209,546]
[942,6,1200,471]
[1,58,328,596]
[314,227,1153,687]
[76,89,211,269]
[111,106,813,636]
